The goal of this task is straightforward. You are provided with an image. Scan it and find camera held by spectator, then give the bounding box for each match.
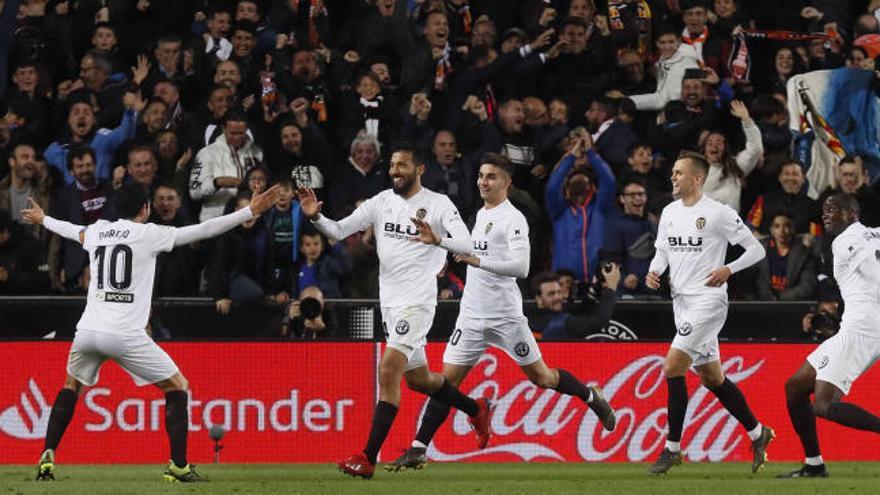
[283,286,334,339]
[801,278,841,342]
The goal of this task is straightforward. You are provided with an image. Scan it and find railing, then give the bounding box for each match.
[0,297,815,342]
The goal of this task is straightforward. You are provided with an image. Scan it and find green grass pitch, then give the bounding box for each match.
[3,462,880,494]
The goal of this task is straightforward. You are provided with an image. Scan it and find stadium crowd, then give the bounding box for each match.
[1,0,879,328]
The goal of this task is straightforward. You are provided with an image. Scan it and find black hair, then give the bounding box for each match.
[232,20,257,36]
[829,192,860,215]
[66,145,97,171]
[115,183,150,219]
[531,271,561,296]
[223,107,248,126]
[479,152,514,178]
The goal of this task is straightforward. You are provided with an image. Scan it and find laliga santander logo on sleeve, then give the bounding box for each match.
[0,379,50,440]
[420,347,764,463]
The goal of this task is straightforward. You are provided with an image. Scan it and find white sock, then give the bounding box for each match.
[746,423,763,442]
[411,440,427,450]
[805,455,824,466]
[665,440,681,453]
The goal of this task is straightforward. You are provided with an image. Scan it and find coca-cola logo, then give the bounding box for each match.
[422,352,764,463]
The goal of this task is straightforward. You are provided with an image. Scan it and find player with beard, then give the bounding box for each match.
[386,153,617,472]
[298,146,491,479]
[779,193,880,478]
[646,151,774,474]
[25,183,282,482]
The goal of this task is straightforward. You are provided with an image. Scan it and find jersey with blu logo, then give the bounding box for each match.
[654,195,750,297]
[78,219,176,335]
[314,188,470,308]
[460,200,530,319]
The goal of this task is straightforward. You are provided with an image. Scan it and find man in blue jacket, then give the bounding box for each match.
[545,130,616,283]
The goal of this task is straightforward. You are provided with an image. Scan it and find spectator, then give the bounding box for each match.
[754,211,818,301]
[6,61,52,147]
[283,285,337,339]
[295,229,351,299]
[155,129,193,189]
[526,268,619,340]
[136,98,169,143]
[47,146,112,293]
[585,96,638,174]
[44,91,142,184]
[497,98,543,190]
[750,94,791,164]
[817,155,880,227]
[77,50,126,128]
[201,8,233,62]
[0,208,50,295]
[540,16,615,112]
[604,177,656,298]
[206,191,271,315]
[196,84,234,148]
[336,71,399,153]
[267,106,334,200]
[327,132,390,217]
[613,49,656,97]
[213,60,244,97]
[747,159,820,237]
[625,143,671,202]
[278,48,332,127]
[243,165,269,196]
[0,142,50,228]
[232,0,277,54]
[190,109,264,221]
[699,100,763,213]
[152,80,196,147]
[263,180,303,304]
[546,130,616,283]
[556,268,576,302]
[149,183,199,297]
[660,68,723,154]
[760,45,804,95]
[119,145,160,194]
[628,24,699,111]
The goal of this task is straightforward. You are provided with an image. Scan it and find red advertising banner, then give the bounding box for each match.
[1,342,879,464]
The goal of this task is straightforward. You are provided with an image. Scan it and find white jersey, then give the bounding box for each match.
[654,195,751,297]
[832,222,880,333]
[460,200,529,319]
[314,188,470,308]
[77,219,176,335]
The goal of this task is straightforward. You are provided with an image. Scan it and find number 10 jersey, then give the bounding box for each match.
[77,219,177,335]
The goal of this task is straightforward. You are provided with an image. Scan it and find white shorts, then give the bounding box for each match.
[381,305,435,371]
[807,329,880,395]
[67,329,179,386]
[443,315,542,367]
[670,293,728,367]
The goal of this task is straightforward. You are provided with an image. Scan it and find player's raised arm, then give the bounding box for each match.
[302,186,375,241]
[173,185,283,246]
[22,198,85,244]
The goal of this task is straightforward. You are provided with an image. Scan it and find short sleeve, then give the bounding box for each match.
[147,224,177,253]
[718,206,751,245]
[507,213,530,252]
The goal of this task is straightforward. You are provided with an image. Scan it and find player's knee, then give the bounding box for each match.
[700,374,724,389]
[662,361,685,378]
[784,375,804,397]
[377,364,399,389]
[528,372,556,389]
[813,400,832,418]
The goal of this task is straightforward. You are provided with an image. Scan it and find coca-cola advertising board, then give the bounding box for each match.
[1,342,879,464]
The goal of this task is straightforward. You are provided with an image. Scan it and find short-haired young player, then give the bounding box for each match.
[386,148,617,471]
[298,146,491,479]
[24,182,282,482]
[646,151,774,474]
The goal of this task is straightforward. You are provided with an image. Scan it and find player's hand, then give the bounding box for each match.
[215,298,232,315]
[646,270,661,290]
[250,184,282,216]
[454,253,481,267]
[705,266,733,287]
[20,197,45,225]
[410,217,441,245]
[297,187,323,220]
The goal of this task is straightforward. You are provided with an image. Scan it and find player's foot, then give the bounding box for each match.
[750,425,776,473]
[163,462,208,482]
[35,449,55,481]
[648,448,683,474]
[468,398,492,449]
[337,452,375,479]
[384,446,428,472]
[587,386,616,431]
[776,464,829,478]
